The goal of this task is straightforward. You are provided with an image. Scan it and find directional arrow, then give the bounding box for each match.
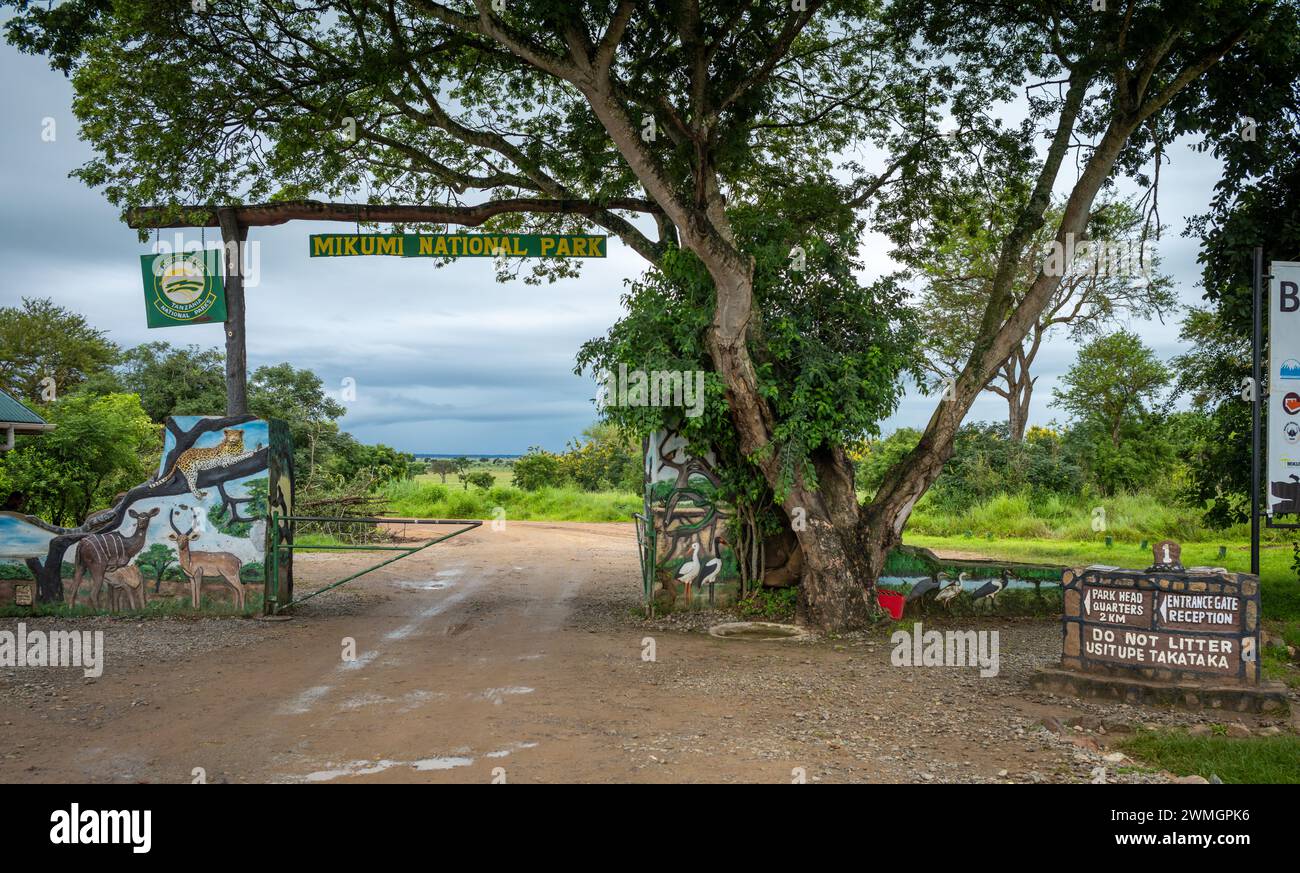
[1158,593,1167,623]
[1084,588,1091,613]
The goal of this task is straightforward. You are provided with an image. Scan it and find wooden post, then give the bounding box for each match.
[218,208,249,415]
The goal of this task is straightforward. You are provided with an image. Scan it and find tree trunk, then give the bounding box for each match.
[789,448,877,628]
[219,208,249,416]
[1008,372,1034,442]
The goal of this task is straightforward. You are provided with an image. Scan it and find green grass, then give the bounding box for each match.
[414,465,515,490]
[1118,729,1300,784]
[381,479,640,522]
[905,534,1300,621]
[0,590,263,619]
[737,586,799,621]
[907,489,1290,544]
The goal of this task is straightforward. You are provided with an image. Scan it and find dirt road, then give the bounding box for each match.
[1,522,1284,783]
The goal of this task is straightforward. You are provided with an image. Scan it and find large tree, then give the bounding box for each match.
[910,195,1175,442]
[5,0,1287,629]
[0,297,118,403]
[1052,330,1170,451]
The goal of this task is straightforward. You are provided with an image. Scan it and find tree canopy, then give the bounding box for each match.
[6,0,1293,629]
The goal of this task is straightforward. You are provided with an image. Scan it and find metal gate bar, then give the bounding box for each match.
[267,513,480,614]
[632,512,656,617]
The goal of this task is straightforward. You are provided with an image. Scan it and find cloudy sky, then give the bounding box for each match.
[0,40,1223,454]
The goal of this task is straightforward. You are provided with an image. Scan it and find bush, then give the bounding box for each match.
[465,470,494,490]
[512,447,566,490]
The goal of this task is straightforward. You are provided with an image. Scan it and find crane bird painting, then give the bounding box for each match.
[933,572,966,611]
[905,573,940,603]
[676,542,702,608]
[970,569,1011,610]
[700,547,724,605]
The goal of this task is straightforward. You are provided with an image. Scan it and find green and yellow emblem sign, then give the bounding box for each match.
[140,249,227,329]
[309,232,607,259]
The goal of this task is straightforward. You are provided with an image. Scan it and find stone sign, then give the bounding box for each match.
[1149,539,1183,572]
[1061,561,1260,686]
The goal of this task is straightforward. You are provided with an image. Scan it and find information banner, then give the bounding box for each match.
[139,249,227,329]
[308,232,607,259]
[1268,261,1300,515]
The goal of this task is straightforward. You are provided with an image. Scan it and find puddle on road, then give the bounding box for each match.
[412,756,475,771]
[279,685,333,715]
[486,742,539,759]
[474,686,535,705]
[302,743,536,781]
[337,689,446,712]
[306,756,473,781]
[395,580,455,591]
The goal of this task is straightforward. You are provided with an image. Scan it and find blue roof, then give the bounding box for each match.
[0,389,47,425]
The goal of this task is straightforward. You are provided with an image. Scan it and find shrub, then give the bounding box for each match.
[512,447,566,490]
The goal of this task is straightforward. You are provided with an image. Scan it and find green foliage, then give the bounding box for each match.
[912,423,1086,510]
[327,441,415,488]
[92,341,226,422]
[908,193,1176,388]
[247,362,348,479]
[558,424,642,493]
[133,542,176,590]
[207,478,269,538]
[1052,331,1171,442]
[1172,309,1253,526]
[1051,332,1174,494]
[578,208,921,515]
[464,470,495,490]
[0,297,118,403]
[856,428,922,496]
[512,447,566,491]
[0,391,158,526]
[737,586,799,622]
[1119,730,1300,785]
[426,459,457,483]
[0,561,32,580]
[382,479,639,523]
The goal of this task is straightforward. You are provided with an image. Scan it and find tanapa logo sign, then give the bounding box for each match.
[139,249,227,328]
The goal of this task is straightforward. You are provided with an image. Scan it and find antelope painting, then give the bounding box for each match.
[104,565,146,611]
[70,507,160,608]
[168,506,246,610]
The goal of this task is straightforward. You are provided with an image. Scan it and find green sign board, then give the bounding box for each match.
[140,249,227,329]
[308,233,607,259]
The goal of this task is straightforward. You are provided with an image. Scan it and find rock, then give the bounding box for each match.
[1173,775,1209,784]
[1102,718,1133,734]
[1225,723,1251,738]
[1188,724,1212,737]
[997,769,1009,778]
[1039,716,1064,734]
[1209,773,1224,784]
[1103,752,1127,764]
[1257,725,1282,737]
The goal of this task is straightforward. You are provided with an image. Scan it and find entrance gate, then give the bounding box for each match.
[264,514,480,615]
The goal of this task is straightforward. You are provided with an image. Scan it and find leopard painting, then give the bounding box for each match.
[150,428,259,501]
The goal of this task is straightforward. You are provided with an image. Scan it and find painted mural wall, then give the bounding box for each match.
[0,415,290,613]
[645,430,740,611]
